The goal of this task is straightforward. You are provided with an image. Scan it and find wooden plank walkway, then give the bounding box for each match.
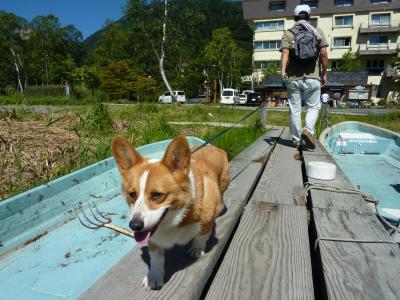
[79,127,400,300]
[303,140,400,300]
[251,128,304,205]
[206,128,314,299]
[79,128,284,300]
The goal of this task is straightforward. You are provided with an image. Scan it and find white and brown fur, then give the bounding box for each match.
[112,136,230,290]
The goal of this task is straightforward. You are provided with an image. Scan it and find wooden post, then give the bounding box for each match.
[259,101,267,128]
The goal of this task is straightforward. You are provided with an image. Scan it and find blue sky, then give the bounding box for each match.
[0,0,127,38]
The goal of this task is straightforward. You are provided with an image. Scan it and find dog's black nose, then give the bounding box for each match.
[129,218,144,231]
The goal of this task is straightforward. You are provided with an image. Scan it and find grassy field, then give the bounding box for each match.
[0,103,264,200]
[1,102,399,200]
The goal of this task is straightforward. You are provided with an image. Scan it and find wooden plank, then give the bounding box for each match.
[79,129,282,300]
[318,242,400,300]
[251,128,304,205]
[232,127,283,163]
[313,207,393,243]
[205,202,314,300]
[305,140,400,299]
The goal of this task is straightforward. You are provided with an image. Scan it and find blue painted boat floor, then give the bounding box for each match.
[325,125,400,222]
[0,192,134,300]
[333,154,400,218]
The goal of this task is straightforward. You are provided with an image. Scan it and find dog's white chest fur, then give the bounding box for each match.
[150,208,200,248]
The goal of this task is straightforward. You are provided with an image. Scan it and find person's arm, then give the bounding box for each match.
[281,49,289,76]
[320,47,328,87]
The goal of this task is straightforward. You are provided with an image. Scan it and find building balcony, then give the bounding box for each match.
[359,22,400,34]
[358,43,399,55]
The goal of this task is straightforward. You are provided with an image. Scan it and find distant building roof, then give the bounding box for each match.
[256,71,369,89]
[327,71,369,87]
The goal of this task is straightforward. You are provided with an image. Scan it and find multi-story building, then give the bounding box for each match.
[243,0,400,98]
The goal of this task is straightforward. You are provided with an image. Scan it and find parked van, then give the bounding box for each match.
[158,91,186,104]
[220,88,240,105]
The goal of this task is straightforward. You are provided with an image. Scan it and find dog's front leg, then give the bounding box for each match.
[143,243,165,290]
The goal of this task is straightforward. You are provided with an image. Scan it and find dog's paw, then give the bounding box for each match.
[188,247,205,259]
[142,271,164,290]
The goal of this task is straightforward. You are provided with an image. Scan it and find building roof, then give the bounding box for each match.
[243,0,399,20]
[256,71,369,89]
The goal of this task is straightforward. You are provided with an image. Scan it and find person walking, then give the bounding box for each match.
[280,4,329,149]
[333,91,341,109]
[320,92,330,129]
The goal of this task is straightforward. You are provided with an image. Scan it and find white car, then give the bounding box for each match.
[220,88,240,105]
[158,91,186,104]
[239,94,247,105]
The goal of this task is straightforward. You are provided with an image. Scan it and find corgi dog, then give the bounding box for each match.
[112,136,230,290]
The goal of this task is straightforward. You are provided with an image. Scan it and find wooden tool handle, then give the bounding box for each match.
[104,223,135,238]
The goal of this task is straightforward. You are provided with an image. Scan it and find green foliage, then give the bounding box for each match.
[77,65,101,95]
[88,21,129,66]
[132,75,157,102]
[338,49,363,72]
[0,1,252,101]
[100,61,134,100]
[174,71,206,99]
[391,57,400,84]
[204,28,242,88]
[262,63,280,79]
[75,102,115,135]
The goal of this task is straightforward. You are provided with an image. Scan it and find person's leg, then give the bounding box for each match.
[287,80,302,145]
[303,79,321,135]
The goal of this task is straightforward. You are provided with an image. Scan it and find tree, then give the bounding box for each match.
[338,49,363,72]
[101,61,134,100]
[203,28,241,101]
[0,12,27,93]
[77,66,101,95]
[28,15,83,85]
[262,62,280,80]
[126,0,177,102]
[132,75,156,102]
[88,20,129,66]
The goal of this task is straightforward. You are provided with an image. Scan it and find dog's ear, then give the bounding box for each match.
[162,136,191,175]
[112,136,143,173]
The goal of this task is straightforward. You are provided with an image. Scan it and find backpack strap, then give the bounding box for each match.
[288,26,301,36]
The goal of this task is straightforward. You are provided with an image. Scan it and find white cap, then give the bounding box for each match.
[293,4,311,16]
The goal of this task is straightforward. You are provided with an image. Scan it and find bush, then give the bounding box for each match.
[377,99,386,106]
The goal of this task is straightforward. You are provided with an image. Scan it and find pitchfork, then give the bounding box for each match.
[74,201,135,238]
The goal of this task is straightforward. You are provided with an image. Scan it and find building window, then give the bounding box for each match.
[309,18,318,27]
[270,1,286,11]
[300,0,318,8]
[335,0,353,6]
[371,0,390,3]
[333,37,351,48]
[335,16,353,27]
[371,13,391,26]
[369,35,389,47]
[256,61,280,69]
[255,20,284,31]
[366,60,384,75]
[255,40,282,51]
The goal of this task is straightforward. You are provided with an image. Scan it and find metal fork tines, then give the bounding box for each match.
[74,201,135,238]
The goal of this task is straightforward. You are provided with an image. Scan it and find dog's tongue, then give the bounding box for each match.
[134,230,151,244]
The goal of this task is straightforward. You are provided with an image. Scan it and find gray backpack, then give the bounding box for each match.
[288,26,319,62]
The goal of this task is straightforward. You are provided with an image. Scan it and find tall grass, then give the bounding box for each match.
[0,103,265,200]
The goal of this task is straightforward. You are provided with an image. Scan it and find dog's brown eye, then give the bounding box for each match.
[151,192,164,201]
[128,191,137,199]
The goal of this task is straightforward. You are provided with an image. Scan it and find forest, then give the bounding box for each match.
[0,0,253,102]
